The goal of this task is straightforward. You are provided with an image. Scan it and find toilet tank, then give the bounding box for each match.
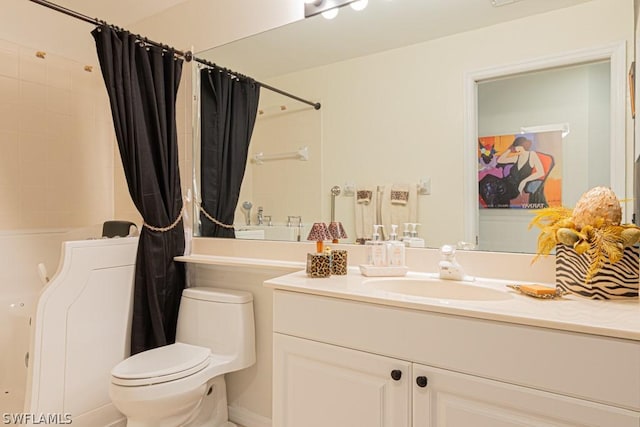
[176,287,256,370]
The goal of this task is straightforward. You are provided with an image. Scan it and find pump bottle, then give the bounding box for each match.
[366,225,387,266]
[408,223,425,248]
[386,224,406,266]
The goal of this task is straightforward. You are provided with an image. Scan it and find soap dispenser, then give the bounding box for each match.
[401,223,412,247]
[408,223,425,248]
[387,224,406,266]
[366,225,387,266]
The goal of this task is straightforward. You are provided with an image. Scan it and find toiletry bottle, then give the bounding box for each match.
[387,224,406,266]
[366,225,387,266]
[401,223,412,247]
[409,223,425,248]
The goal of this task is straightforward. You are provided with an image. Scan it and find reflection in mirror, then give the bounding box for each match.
[477,61,611,253]
[194,0,631,253]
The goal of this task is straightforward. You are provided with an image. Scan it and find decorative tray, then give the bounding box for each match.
[507,284,566,299]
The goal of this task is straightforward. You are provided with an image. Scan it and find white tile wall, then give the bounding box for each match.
[0,38,116,230]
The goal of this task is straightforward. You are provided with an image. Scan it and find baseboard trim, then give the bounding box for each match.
[228,405,272,427]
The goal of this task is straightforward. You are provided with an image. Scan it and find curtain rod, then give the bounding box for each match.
[27,0,321,111]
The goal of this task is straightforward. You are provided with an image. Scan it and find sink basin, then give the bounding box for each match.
[363,278,512,301]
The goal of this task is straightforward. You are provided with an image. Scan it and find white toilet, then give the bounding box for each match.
[109,287,256,427]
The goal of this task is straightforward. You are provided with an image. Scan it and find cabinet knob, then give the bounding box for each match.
[390,370,402,381]
[416,376,428,388]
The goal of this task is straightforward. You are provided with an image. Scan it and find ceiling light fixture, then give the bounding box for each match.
[350,0,368,11]
[321,7,340,19]
[491,0,524,7]
[304,0,366,19]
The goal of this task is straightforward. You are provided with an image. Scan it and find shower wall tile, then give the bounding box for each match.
[19,80,46,108]
[0,75,19,103]
[0,42,19,79]
[46,59,72,91]
[19,49,47,86]
[0,131,19,186]
[0,104,20,133]
[18,106,46,135]
[0,38,117,231]
[46,86,72,115]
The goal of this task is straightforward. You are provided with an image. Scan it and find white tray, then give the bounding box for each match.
[359,264,409,277]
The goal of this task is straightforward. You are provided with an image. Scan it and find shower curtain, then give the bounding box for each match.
[199,68,260,237]
[92,25,185,355]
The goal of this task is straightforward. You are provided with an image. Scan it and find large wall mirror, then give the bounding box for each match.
[193,0,632,254]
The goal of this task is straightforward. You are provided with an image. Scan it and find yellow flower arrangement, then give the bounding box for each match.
[529,186,640,282]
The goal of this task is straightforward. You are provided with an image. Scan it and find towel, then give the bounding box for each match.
[380,183,418,237]
[356,190,372,205]
[390,184,409,206]
[354,186,377,244]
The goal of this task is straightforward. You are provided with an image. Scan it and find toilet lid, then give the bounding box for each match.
[111,342,210,386]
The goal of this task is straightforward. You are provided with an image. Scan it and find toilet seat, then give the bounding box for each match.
[111,342,210,387]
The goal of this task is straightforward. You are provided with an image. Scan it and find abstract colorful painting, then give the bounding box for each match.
[478,131,562,209]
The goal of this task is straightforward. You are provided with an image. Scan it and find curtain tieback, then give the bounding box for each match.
[198,204,235,229]
[143,205,184,232]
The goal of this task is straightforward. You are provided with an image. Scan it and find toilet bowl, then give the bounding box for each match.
[109,287,255,427]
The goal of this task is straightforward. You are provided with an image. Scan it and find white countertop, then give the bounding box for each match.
[264,268,640,341]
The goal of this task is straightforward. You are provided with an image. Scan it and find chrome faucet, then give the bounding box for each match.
[438,245,473,281]
[257,207,264,225]
[287,216,302,228]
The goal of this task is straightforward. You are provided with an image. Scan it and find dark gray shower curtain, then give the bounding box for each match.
[200,68,260,237]
[92,25,185,355]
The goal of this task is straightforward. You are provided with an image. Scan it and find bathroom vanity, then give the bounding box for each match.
[265,270,640,426]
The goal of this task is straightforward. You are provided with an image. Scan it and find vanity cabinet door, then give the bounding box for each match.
[273,333,411,427]
[412,364,640,427]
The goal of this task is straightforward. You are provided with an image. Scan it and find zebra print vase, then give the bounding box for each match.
[556,244,640,300]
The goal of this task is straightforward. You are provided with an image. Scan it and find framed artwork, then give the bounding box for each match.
[478,131,562,209]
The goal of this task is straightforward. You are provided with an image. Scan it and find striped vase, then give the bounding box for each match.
[555,244,639,300]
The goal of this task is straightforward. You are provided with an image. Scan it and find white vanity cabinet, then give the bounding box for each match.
[271,289,640,427]
[274,333,410,427]
[412,363,639,427]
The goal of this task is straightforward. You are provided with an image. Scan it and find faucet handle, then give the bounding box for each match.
[440,244,456,259]
[287,215,302,227]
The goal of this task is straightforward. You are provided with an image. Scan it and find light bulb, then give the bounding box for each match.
[321,7,339,19]
[350,0,368,11]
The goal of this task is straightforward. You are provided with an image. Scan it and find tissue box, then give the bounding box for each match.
[306,253,332,278]
[555,244,639,299]
[331,249,348,275]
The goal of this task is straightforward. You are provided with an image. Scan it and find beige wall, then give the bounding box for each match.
[130,0,302,54]
[251,0,634,249]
